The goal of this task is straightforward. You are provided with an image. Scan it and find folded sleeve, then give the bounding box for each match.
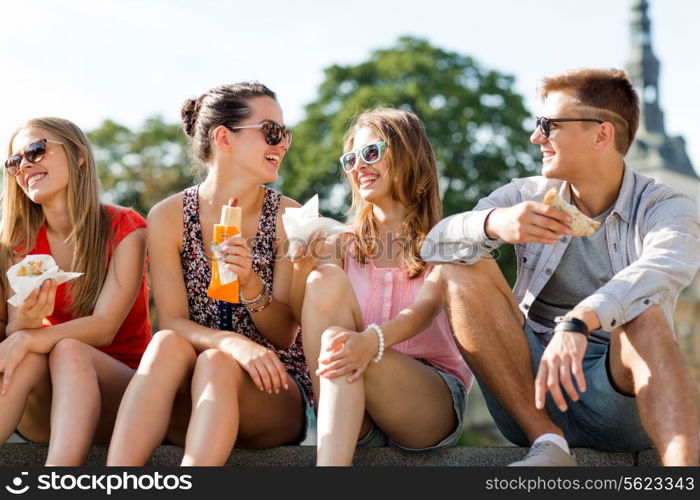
[422,181,523,264]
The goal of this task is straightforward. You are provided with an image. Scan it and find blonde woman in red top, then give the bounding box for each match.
[0,117,151,465]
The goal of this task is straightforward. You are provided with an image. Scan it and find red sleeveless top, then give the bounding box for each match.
[29,205,151,368]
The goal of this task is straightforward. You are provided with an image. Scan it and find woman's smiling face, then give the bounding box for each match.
[348,127,391,204]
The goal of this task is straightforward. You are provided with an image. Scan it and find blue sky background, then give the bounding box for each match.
[1,0,698,173]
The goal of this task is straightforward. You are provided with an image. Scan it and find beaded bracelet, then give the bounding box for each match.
[367,323,385,363]
[243,290,272,313]
[240,278,267,306]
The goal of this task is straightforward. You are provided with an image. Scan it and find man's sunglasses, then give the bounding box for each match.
[339,141,388,173]
[535,116,603,138]
[4,138,64,176]
[228,119,292,146]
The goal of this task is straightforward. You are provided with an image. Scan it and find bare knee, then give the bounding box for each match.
[618,305,678,361]
[143,330,197,366]
[440,260,504,296]
[611,305,682,391]
[151,329,192,352]
[1,352,49,394]
[622,305,668,335]
[305,265,351,313]
[48,338,94,373]
[17,352,50,373]
[195,349,243,385]
[318,326,348,348]
[439,260,521,320]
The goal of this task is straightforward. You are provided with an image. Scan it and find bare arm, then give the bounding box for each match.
[370,266,443,347]
[8,227,147,353]
[317,266,445,381]
[228,195,303,350]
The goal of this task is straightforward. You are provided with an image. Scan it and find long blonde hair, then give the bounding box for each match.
[0,117,111,317]
[343,108,442,279]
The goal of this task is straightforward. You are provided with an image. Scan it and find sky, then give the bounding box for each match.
[1,0,698,174]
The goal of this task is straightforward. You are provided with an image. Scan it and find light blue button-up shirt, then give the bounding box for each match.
[421,165,700,333]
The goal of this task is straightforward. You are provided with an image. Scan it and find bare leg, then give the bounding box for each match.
[0,353,51,443]
[362,349,455,449]
[181,349,303,465]
[45,339,135,465]
[302,265,368,465]
[610,305,699,465]
[301,265,364,409]
[107,330,197,466]
[316,329,367,466]
[438,260,562,442]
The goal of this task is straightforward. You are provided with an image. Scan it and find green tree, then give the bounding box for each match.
[88,116,193,215]
[280,36,539,282]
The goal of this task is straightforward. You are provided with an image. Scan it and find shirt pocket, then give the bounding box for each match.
[513,245,541,300]
[516,244,540,270]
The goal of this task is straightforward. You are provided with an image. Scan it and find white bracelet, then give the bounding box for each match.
[367,323,384,363]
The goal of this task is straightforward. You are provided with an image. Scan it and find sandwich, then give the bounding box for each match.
[543,187,601,237]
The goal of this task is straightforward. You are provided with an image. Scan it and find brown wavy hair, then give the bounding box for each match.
[0,117,111,317]
[343,108,442,279]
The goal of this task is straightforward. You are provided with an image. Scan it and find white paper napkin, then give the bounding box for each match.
[282,194,347,259]
[6,254,83,307]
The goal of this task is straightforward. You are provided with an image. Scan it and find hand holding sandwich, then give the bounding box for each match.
[485,188,602,244]
[485,201,573,245]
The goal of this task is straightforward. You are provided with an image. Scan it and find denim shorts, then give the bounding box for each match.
[291,374,317,446]
[477,323,652,452]
[356,365,468,453]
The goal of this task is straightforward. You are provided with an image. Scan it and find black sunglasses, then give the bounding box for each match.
[535,116,603,138]
[228,119,292,146]
[4,138,64,176]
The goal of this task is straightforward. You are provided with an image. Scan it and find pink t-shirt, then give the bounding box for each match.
[344,256,473,390]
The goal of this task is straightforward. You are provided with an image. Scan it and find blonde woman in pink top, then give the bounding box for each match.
[292,108,472,466]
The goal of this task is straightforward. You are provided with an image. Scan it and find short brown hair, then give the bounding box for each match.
[539,68,639,154]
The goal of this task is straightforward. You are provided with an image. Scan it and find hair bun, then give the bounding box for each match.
[181,98,200,137]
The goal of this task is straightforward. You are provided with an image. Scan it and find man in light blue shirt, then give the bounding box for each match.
[423,68,700,466]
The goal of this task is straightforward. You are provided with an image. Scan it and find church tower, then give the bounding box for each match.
[625,0,700,202]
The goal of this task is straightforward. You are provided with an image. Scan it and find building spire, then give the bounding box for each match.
[626,0,664,135]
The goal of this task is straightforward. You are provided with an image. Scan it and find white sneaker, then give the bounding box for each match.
[509,441,577,466]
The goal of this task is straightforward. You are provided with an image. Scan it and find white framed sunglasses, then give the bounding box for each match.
[339,141,388,173]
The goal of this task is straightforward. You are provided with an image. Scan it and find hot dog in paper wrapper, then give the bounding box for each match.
[6,254,83,307]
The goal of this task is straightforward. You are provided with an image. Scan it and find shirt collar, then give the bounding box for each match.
[559,163,633,224]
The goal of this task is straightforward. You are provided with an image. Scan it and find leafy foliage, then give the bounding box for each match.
[88,116,193,216]
[280,37,538,214]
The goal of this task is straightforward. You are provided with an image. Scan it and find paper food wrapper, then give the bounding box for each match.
[211,236,241,285]
[6,254,83,307]
[282,195,347,259]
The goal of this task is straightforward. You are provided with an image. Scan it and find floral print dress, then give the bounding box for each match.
[180,185,311,397]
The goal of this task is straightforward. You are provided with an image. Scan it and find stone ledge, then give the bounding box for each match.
[0,444,659,466]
